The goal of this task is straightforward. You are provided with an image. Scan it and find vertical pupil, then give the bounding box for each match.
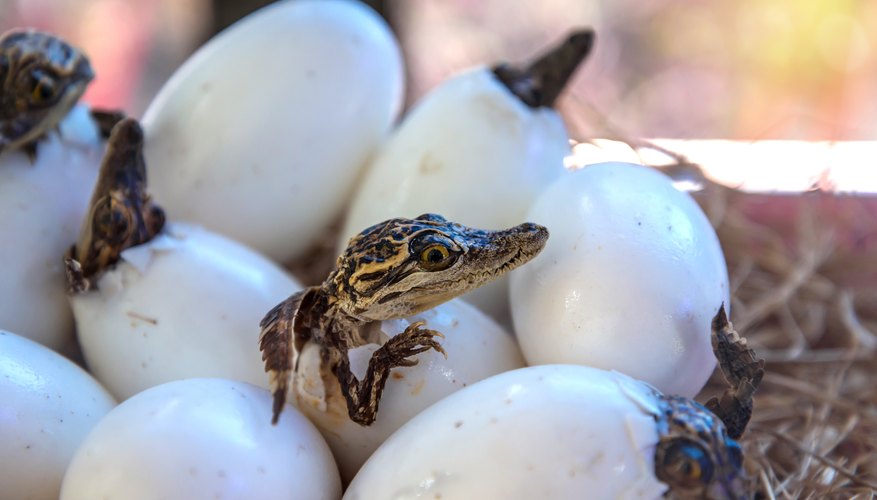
[38,80,53,99]
[113,211,128,231]
[683,461,694,475]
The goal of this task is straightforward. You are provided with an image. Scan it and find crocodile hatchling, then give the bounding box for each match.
[65,117,165,293]
[259,214,549,426]
[260,218,763,498]
[0,29,125,159]
[652,307,764,499]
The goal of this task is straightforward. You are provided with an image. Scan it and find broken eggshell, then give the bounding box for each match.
[0,105,103,351]
[0,330,116,500]
[344,365,677,499]
[292,299,525,483]
[69,222,302,400]
[340,68,570,327]
[510,162,729,397]
[60,378,341,500]
[143,0,404,263]
[340,31,593,327]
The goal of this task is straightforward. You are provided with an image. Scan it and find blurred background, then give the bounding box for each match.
[2,0,875,142]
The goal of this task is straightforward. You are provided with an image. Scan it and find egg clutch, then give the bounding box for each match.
[0,1,764,499]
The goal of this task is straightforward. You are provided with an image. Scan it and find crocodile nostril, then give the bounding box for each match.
[519,222,548,237]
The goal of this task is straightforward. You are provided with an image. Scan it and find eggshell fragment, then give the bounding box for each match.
[0,330,116,500]
[60,378,341,500]
[293,299,525,483]
[144,0,404,262]
[340,68,570,325]
[344,365,669,499]
[70,222,301,400]
[0,105,103,351]
[510,162,728,397]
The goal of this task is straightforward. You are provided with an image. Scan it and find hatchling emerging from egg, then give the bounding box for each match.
[261,212,764,498]
[260,213,550,426]
[650,307,764,498]
[258,211,763,425]
[341,308,763,500]
[0,29,125,159]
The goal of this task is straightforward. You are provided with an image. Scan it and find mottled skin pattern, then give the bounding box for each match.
[65,118,165,293]
[705,308,765,440]
[0,30,93,158]
[492,27,595,109]
[654,394,747,499]
[654,307,764,499]
[260,214,548,426]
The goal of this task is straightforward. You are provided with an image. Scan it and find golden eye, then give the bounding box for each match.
[681,458,702,480]
[30,72,58,104]
[657,439,713,489]
[419,244,452,271]
[93,198,133,243]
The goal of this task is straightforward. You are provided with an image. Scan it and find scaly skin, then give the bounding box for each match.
[654,306,764,499]
[64,118,165,293]
[705,307,765,440]
[0,30,94,158]
[492,27,595,108]
[260,213,548,426]
[654,393,748,499]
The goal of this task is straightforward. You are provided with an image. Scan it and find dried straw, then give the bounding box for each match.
[289,142,877,497]
[671,161,877,498]
[570,110,877,495]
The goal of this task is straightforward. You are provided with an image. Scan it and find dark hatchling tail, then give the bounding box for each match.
[259,291,306,425]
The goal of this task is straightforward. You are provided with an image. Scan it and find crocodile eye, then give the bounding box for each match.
[29,70,58,105]
[419,244,452,271]
[657,439,714,489]
[93,197,133,244]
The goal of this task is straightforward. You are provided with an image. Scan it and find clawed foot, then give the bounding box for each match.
[341,321,448,426]
[377,320,447,367]
[705,305,765,440]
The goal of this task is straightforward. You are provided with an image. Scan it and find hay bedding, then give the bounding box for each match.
[606,136,877,497]
[562,130,877,496]
[289,145,877,498]
[694,180,877,499]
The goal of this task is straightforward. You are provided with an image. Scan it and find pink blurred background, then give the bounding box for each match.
[2,0,875,142]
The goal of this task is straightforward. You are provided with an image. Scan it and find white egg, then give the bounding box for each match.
[70,222,302,400]
[345,365,673,499]
[340,67,570,325]
[510,162,728,397]
[60,378,341,500]
[143,0,404,263]
[0,330,115,500]
[293,299,525,483]
[0,105,102,351]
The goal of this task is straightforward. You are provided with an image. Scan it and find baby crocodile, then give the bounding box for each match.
[492,27,595,109]
[655,307,764,499]
[65,117,165,293]
[260,214,548,426]
[0,29,125,159]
